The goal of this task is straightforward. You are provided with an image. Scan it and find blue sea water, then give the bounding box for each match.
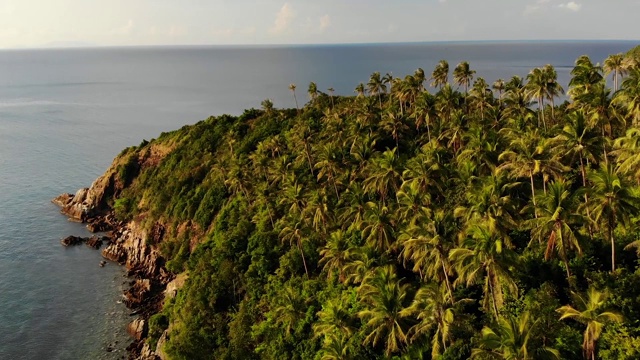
[0,40,637,359]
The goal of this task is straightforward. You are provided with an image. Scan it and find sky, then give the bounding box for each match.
[0,0,639,49]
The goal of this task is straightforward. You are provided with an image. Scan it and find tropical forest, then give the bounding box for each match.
[108,46,640,359]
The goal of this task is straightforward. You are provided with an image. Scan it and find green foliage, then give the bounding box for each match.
[96,48,640,359]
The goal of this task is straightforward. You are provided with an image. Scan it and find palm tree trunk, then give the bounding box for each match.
[298,240,309,277]
[530,170,538,218]
[610,215,615,272]
[539,96,546,131]
[293,92,299,111]
[442,260,455,303]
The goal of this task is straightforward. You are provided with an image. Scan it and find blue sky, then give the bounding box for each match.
[0,0,639,48]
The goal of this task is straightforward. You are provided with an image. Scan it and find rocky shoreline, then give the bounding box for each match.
[54,189,171,359]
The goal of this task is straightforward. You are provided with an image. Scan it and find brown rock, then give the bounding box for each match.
[86,235,106,249]
[61,235,85,246]
[127,318,148,341]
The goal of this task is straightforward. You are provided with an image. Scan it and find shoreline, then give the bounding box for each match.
[53,193,171,360]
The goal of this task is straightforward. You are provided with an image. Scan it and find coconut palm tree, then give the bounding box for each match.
[261,98,275,116]
[279,215,310,276]
[453,61,475,94]
[400,282,465,358]
[355,83,366,98]
[525,67,548,130]
[308,81,319,103]
[542,64,564,122]
[524,179,585,279]
[289,83,299,110]
[492,78,506,106]
[604,53,627,92]
[557,287,623,360]
[449,223,518,318]
[587,163,640,272]
[613,68,640,125]
[472,311,559,359]
[319,230,352,282]
[431,60,449,89]
[367,71,386,108]
[358,265,410,357]
[327,87,335,108]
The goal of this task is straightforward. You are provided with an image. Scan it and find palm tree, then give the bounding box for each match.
[543,64,564,122]
[568,55,604,101]
[314,296,356,338]
[588,163,640,272]
[449,223,518,318]
[367,71,387,108]
[289,83,299,111]
[360,202,396,253]
[261,99,275,116]
[431,60,449,89]
[492,78,506,106]
[308,81,319,103]
[355,83,366,98]
[363,149,402,203]
[604,53,627,92]
[557,287,623,360]
[414,67,426,91]
[279,215,310,276]
[472,311,559,359]
[613,68,640,125]
[358,265,410,357]
[453,61,475,94]
[319,230,352,282]
[524,179,585,279]
[400,282,464,358]
[525,67,548,130]
[327,87,335,108]
[383,72,394,92]
[318,332,354,360]
[272,282,309,338]
[613,127,640,183]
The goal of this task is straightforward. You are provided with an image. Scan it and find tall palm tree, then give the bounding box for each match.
[472,311,559,359]
[587,163,640,272]
[327,87,335,108]
[319,230,352,282]
[355,83,366,98]
[568,55,604,101]
[524,179,585,279]
[279,215,310,276]
[543,64,564,122]
[453,61,475,94]
[613,68,640,125]
[492,78,506,106]
[400,282,464,358]
[358,265,410,357]
[308,81,319,103]
[604,53,627,92]
[367,71,387,108]
[557,287,623,360]
[449,223,518,318]
[431,60,449,89]
[525,67,548,130]
[613,127,640,183]
[289,83,299,110]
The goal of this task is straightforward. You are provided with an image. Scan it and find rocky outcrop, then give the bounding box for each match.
[53,143,176,360]
[60,235,85,246]
[127,318,148,341]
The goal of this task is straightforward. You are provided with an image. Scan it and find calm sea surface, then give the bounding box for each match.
[0,41,637,359]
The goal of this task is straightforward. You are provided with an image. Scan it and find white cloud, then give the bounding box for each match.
[558,1,582,11]
[270,3,295,34]
[319,15,331,31]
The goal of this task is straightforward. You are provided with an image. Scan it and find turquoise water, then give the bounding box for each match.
[0,41,637,359]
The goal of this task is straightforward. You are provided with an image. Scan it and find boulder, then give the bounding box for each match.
[85,235,106,249]
[60,236,85,246]
[123,279,152,308]
[127,318,148,341]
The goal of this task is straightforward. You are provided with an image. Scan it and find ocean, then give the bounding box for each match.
[0,40,636,359]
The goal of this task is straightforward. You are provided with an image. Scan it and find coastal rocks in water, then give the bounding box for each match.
[127,318,148,341]
[86,235,108,249]
[102,222,169,281]
[60,235,85,246]
[60,235,109,249]
[124,279,152,308]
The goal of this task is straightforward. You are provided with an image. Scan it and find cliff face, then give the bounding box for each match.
[53,143,176,360]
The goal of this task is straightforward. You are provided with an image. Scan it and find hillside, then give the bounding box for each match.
[58,52,640,359]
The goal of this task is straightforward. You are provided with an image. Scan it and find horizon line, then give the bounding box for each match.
[0,39,638,52]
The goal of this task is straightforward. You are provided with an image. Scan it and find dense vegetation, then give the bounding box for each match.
[112,49,640,359]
